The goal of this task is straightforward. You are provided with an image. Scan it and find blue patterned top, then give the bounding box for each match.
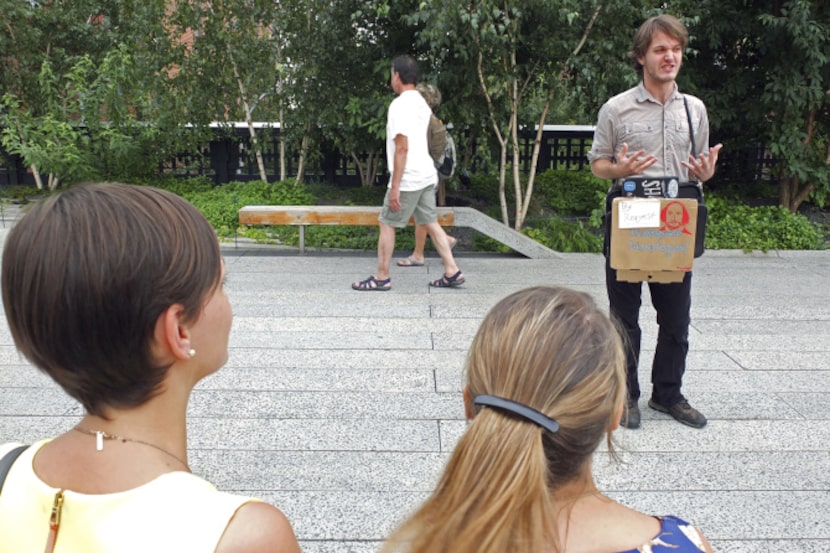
[620,515,708,552]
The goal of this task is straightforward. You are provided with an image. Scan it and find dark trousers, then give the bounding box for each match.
[605,259,691,407]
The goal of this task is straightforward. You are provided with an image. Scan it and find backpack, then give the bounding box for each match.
[436,125,456,180]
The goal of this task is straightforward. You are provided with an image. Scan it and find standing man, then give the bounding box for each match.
[353,55,464,291]
[587,15,722,428]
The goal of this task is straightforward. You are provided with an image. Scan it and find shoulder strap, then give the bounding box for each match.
[0,445,28,494]
[683,95,697,158]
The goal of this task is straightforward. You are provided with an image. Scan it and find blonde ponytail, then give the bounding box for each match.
[382,411,554,553]
[381,287,625,553]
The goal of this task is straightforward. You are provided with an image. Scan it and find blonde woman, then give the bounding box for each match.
[381,286,714,553]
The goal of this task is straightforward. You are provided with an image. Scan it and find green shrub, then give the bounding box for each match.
[90,176,824,253]
[472,233,513,254]
[302,180,341,202]
[305,225,416,251]
[462,172,542,223]
[142,176,215,196]
[154,178,316,239]
[525,217,603,253]
[464,172,502,206]
[305,182,387,206]
[0,185,51,203]
[533,169,609,215]
[341,185,386,206]
[705,196,823,251]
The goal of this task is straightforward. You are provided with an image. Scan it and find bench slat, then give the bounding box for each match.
[239,206,455,226]
[237,205,560,258]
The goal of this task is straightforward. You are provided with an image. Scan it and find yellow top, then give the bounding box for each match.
[0,440,256,553]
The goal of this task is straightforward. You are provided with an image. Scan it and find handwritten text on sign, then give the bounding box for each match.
[618,199,661,229]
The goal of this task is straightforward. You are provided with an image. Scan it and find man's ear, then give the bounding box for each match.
[154,304,191,362]
[463,385,475,420]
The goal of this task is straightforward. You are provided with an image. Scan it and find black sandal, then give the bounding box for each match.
[430,270,465,288]
[352,275,391,291]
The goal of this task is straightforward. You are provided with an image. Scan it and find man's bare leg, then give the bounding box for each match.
[424,221,460,277]
[376,223,397,280]
[399,224,455,266]
[410,224,428,263]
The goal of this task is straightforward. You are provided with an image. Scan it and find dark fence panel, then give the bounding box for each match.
[1,124,776,188]
[0,151,35,187]
[710,142,778,189]
[519,125,597,173]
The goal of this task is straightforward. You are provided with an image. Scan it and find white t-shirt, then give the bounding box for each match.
[386,89,437,192]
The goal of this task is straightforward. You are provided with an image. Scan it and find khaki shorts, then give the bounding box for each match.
[379,185,437,228]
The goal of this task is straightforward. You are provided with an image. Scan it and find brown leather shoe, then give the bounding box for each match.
[648,399,707,428]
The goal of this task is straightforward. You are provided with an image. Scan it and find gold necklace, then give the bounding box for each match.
[73,426,190,471]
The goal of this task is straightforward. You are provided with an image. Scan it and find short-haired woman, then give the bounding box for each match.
[0,183,300,553]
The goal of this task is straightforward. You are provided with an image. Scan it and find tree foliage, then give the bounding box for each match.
[168,0,286,182]
[278,1,427,187]
[683,0,830,212]
[0,0,192,188]
[1,0,827,217]
[411,1,645,230]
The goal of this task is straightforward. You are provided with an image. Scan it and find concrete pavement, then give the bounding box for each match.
[1,227,828,551]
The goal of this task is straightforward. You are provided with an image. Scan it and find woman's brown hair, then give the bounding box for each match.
[381,286,626,553]
[1,183,222,417]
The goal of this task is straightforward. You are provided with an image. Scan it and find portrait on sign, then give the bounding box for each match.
[661,201,692,235]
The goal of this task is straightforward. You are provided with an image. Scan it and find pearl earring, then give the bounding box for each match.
[188,349,196,358]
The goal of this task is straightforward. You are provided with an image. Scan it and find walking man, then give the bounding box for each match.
[396,83,458,267]
[588,14,722,428]
[353,55,464,291]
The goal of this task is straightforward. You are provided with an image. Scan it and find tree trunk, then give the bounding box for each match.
[507,29,522,229]
[275,31,286,182]
[295,132,310,185]
[279,101,286,182]
[519,95,553,229]
[368,150,379,187]
[30,164,44,190]
[352,149,379,188]
[498,142,509,226]
[238,93,268,183]
[510,104,522,229]
[230,53,268,183]
[246,111,268,183]
[475,49,510,226]
[351,151,366,186]
[779,176,816,213]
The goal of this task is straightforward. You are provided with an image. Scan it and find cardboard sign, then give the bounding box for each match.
[610,198,698,282]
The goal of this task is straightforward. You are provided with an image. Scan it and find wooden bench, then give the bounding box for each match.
[238,205,455,254]
[238,205,559,258]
